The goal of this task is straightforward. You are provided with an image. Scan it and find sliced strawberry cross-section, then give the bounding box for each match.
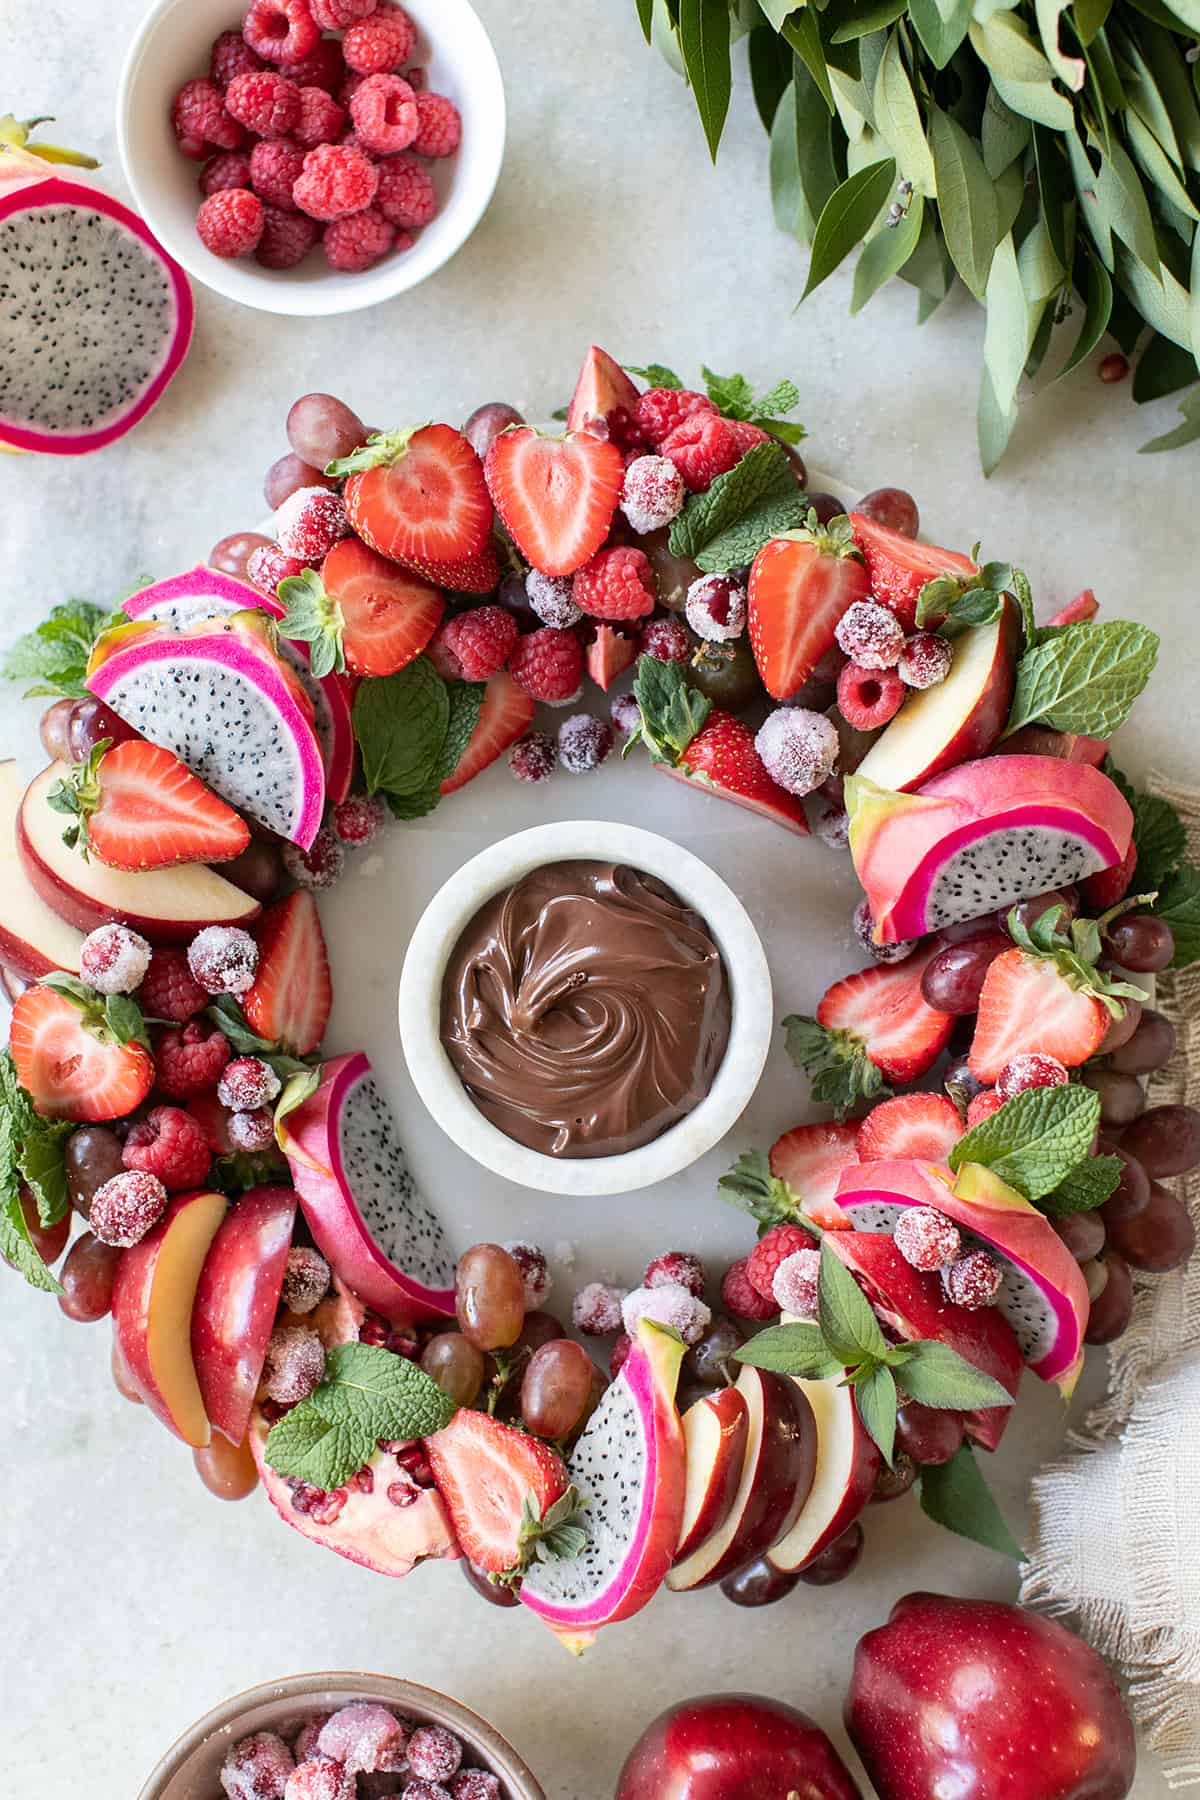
[484,427,624,577]
[768,1120,861,1229]
[849,512,977,631]
[424,1406,570,1574]
[855,1092,963,1164]
[785,940,955,1115]
[48,739,250,873]
[10,983,155,1121]
[748,515,869,700]
[439,669,535,795]
[242,889,331,1058]
[337,423,495,593]
[301,538,445,678]
[968,950,1110,1084]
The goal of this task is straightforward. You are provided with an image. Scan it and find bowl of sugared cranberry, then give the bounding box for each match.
[118,0,505,312]
[138,1672,545,1799]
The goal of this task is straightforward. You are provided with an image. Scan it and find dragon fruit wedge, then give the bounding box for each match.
[123,566,354,804]
[278,1051,456,1326]
[836,1159,1089,1395]
[846,754,1133,944]
[0,150,192,455]
[520,1319,687,1652]
[85,611,326,847]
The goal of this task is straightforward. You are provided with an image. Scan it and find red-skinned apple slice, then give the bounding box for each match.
[767,1352,881,1575]
[111,1188,228,1447]
[0,759,84,977]
[675,1386,750,1563]
[191,1185,297,1446]
[18,762,261,943]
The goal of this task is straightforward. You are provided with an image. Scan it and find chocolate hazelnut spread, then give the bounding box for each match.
[440,859,731,1159]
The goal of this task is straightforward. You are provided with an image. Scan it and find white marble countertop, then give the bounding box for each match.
[2,1,1197,1794]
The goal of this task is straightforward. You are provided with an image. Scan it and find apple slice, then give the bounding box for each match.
[0,760,84,978]
[111,1189,228,1447]
[853,599,1020,793]
[767,1350,880,1574]
[18,762,260,944]
[666,1365,816,1591]
[191,1185,297,1446]
[675,1386,750,1563]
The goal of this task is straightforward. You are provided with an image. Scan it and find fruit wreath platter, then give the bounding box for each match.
[3,342,1198,1735]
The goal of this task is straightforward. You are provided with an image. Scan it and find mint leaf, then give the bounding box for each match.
[701,367,756,417]
[624,363,682,389]
[2,599,118,699]
[435,680,485,785]
[265,1342,457,1491]
[735,1324,843,1380]
[782,1014,891,1118]
[668,441,800,562]
[1004,619,1159,739]
[853,1363,897,1466]
[385,781,442,821]
[919,1444,1024,1560]
[277,568,345,679]
[819,1241,889,1364]
[717,1148,806,1232]
[628,655,710,764]
[1041,1154,1122,1216]
[0,1053,63,1293]
[949,1086,1102,1201]
[1156,865,1200,968]
[693,490,812,573]
[353,658,450,801]
[898,1340,1016,1411]
[1103,759,1186,892]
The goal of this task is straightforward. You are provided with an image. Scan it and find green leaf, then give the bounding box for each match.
[819,1240,890,1364]
[919,1444,1024,1559]
[1075,0,1114,43]
[780,6,834,114]
[624,363,683,389]
[873,29,936,196]
[435,681,485,786]
[929,106,1001,300]
[718,1147,807,1230]
[1155,864,1200,966]
[782,1013,892,1118]
[1034,126,1076,272]
[1134,331,1199,402]
[982,86,1032,178]
[352,657,450,800]
[1004,618,1160,738]
[1,599,118,699]
[0,1185,62,1294]
[636,0,654,42]
[984,232,1031,418]
[1056,254,1113,379]
[831,1,906,41]
[978,366,1019,478]
[678,0,733,160]
[670,440,802,560]
[1126,111,1200,223]
[748,24,792,131]
[769,77,805,234]
[852,192,925,312]
[628,654,711,763]
[1034,0,1087,92]
[17,1116,73,1228]
[1104,758,1187,888]
[907,0,971,68]
[792,56,842,230]
[949,1085,1103,1201]
[1139,386,1200,452]
[899,1340,1018,1411]
[103,992,152,1052]
[802,157,897,299]
[264,1341,457,1491]
[854,1363,897,1466]
[693,491,812,571]
[384,780,442,821]
[277,568,345,679]
[1041,1154,1123,1215]
[735,1323,845,1380]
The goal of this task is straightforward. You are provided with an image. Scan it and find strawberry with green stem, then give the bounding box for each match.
[424,1408,587,1580]
[278,540,444,679]
[331,424,498,593]
[46,739,250,869]
[747,510,868,699]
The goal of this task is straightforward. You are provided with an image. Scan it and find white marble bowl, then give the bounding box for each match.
[117,0,505,316]
[397,821,773,1197]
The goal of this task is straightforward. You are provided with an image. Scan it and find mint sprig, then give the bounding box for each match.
[667,442,811,566]
[1,598,123,699]
[949,1086,1103,1203]
[264,1341,457,1492]
[782,1014,891,1119]
[623,362,682,389]
[919,1444,1023,1562]
[699,366,807,444]
[352,656,450,811]
[1004,617,1160,740]
[0,1052,70,1294]
[1156,866,1200,969]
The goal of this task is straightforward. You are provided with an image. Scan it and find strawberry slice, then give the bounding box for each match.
[242,890,331,1057]
[316,538,444,677]
[424,1407,570,1574]
[10,983,154,1121]
[1047,587,1099,626]
[968,950,1109,1084]
[439,669,535,795]
[786,940,955,1113]
[51,740,250,872]
[748,516,869,699]
[849,513,977,630]
[484,427,624,577]
[768,1120,861,1228]
[339,424,494,593]
[585,624,637,691]
[855,1092,963,1163]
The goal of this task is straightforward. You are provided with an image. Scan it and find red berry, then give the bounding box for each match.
[639,615,692,663]
[343,1,417,75]
[893,1206,961,1273]
[836,659,905,730]
[1099,352,1129,384]
[249,138,305,209]
[431,606,518,681]
[556,712,612,774]
[525,570,580,629]
[294,142,380,220]
[720,1256,777,1321]
[247,543,311,594]
[621,454,685,533]
[643,1250,705,1298]
[90,1169,168,1248]
[996,1052,1069,1103]
[282,827,345,890]
[573,545,656,621]
[508,627,584,705]
[661,413,766,493]
[330,793,388,846]
[122,1105,212,1192]
[572,1281,625,1335]
[411,91,462,158]
[966,1089,1003,1127]
[199,150,253,195]
[78,923,151,995]
[508,732,557,783]
[281,1245,331,1313]
[323,206,398,271]
[217,1056,282,1110]
[278,39,346,92]
[754,706,838,797]
[225,70,301,137]
[685,573,746,643]
[220,1732,296,1800]
[310,0,375,23]
[407,1726,463,1784]
[898,631,952,690]
[210,30,264,89]
[196,188,264,258]
[944,1248,1003,1309]
[294,85,347,150]
[834,600,904,669]
[634,387,716,450]
[374,152,437,227]
[772,1248,820,1318]
[745,1224,818,1300]
[242,0,320,65]
[187,925,259,996]
[349,72,418,155]
[228,1105,276,1151]
[172,79,242,156]
[285,1757,354,1800]
[275,486,349,558]
[153,1020,233,1099]
[139,948,208,1022]
[256,204,321,268]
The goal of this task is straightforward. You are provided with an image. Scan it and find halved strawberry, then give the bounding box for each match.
[340,424,494,591]
[439,669,535,795]
[855,1092,963,1163]
[786,941,955,1114]
[768,1120,861,1228]
[10,984,154,1121]
[969,950,1109,1084]
[242,890,331,1057]
[51,740,250,872]
[585,624,637,691]
[484,427,624,577]
[318,538,444,677]
[747,518,869,699]
[849,513,977,630]
[424,1407,569,1574]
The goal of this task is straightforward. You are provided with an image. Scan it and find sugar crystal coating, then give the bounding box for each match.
[754,707,839,797]
[621,1280,711,1346]
[894,1206,962,1273]
[79,924,152,995]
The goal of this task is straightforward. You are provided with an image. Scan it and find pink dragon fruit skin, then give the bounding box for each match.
[846,754,1134,944]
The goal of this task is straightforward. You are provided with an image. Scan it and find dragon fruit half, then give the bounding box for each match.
[278,1051,456,1325]
[520,1318,687,1652]
[85,611,326,847]
[846,754,1133,944]
[123,566,354,804]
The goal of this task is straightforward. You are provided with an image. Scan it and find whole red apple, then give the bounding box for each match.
[845,1592,1136,1800]
[615,1693,862,1799]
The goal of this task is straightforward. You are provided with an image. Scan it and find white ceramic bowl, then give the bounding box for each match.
[398,822,773,1198]
[117,0,505,316]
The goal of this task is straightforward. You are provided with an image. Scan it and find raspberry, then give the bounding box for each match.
[894,1206,961,1273]
[432,606,518,681]
[295,86,346,149]
[836,660,904,730]
[139,948,208,1022]
[898,630,952,690]
[250,139,305,209]
[557,713,613,773]
[835,600,904,669]
[509,627,583,705]
[218,1056,282,1110]
[310,0,376,24]
[317,1704,409,1774]
[944,1248,1003,1309]
[172,79,242,157]
[263,1325,326,1403]
[282,828,345,890]
[662,413,766,493]
[375,152,438,228]
[745,1223,818,1300]
[508,732,556,784]
[349,72,418,154]
[278,1246,330,1315]
[220,1730,295,1800]
[295,142,380,220]
[122,1105,212,1191]
[153,1019,233,1099]
[79,924,151,995]
[572,1280,625,1335]
[330,793,387,845]
[852,898,916,965]
[256,205,321,269]
[283,1757,354,1800]
[90,1169,168,1248]
[573,545,656,621]
[324,206,398,270]
[225,70,302,137]
[210,31,264,90]
[228,1105,277,1151]
[502,1240,552,1308]
[200,150,253,196]
[279,39,346,92]
[197,188,264,258]
[621,454,685,533]
[525,569,581,629]
[343,1,417,73]
[685,573,746,642]
[407,1726,463,1784]
[247,543,311,592]
[634,387,716,449]
[242,0,320,66]
[610,692,641,737]
[411,92,462,158]
[188,925,259,995]
[275,486,349,557]
[967,1089,1003,1128]
[644,1250,705,1298]
[773,1248,821,1319]
[754,706,839,797]
[721,1257,777,1321]
[996,1053,1069,1102]
[451,1776,501,1800]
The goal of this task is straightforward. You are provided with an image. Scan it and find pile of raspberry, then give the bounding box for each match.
[171,0,462,274]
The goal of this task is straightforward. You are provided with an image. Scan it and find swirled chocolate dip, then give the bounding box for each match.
[440,860,731,1159]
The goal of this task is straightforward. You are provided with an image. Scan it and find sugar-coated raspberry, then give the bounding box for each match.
[852,897,916,965]
[211,30,264,90]
[639,615,691,663]
[225,70,302,137]
[746,1223,818,1300]
[343,1,417,73]
[814,801,850,850]
[243,0,320,65]
[620,454,685,534]
[172,79,243,157]
[898,630,952,690]
[661,413,766,493]
[644,1250,705,1298]
[894,1205,961,1273]
[835,600,904,670]
[634,387,716,450]
[139,947,208,1022]
[294,86,346,148]
[572,1280,625,1335]
[294,141,380,220]
[608,1330,634,1377]
[349,72,418,154]
[773,1248,821,1319]
[279,39,346,92]
[257,205,322,269]
[316,1704,408,1774]
[557,713,613,774]
[90,1169,169,1248]
[122,1106,211,1192]
[324,207,399,270]
[450,1775,501,1800]
[435,606,518,682]
[503,1240,552,1307]
[685,573,746,643]
[188,925,259,996]
[996,1052,1069,1102]
[573,546,656,622]
[281,1245,332,1313]
[275,486,349,558]
[200,150,253,196]
[508,732,557,784]
[282,828,346,890]
[251,138,305,209]
[197,188,264,258]
[247,542,311,594]
[264,1324,326,1403]
[944,1248,1004,1309]
[406,1726,463,1784]
[836,660,904,731]
[967,1089,1003,1127]
[283,1757,354,1800]
[621,1281,711,1346]
[509,627,584,706]
[610,692,641,738]
[720,1256,777,1321]
[228,1105,276,1151]
[525,570,580,629]
[217,1056,282,1110]
[221,1730,295,1800]
[330,793,388,846]
[153,1019,232,1098]
[411,92,462,157]
[310,0,376,24]
[755,707,838,797]
[79,923,152,995]
[375,152,438,228]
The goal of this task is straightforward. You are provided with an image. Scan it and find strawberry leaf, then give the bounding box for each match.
[717,1148,808,1232]
[498,1484,589,1585]
[277,568,346,679]
[919,1444,1024,1560]
[324,423,425,479]
[782,1014,892,1118]
[628,655,710,764]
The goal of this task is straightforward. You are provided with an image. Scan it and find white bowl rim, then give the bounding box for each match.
[397,820,774,1198]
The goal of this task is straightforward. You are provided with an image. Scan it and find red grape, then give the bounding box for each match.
[1084,1252,1134,1343]
[856,486,919,536]
[799,1522,866,1585]
[463,402,524,461]
[1099,997,1143,1056]
[420,1332,485,1406]
[1121,1105,1200,1178]
[286,393,366,469]
[1097,1144,1150,1225]
[894,1403,964,1467]
[1105,1180,1195,1273]
[804,492,848,525]
[1104,914,1175,973]
[455,1244,526,1351]
[264,451,338,510]
[1000,887,1079,936]
[720,1557,801,1607]
[516,1310,567,1354]
[223,836,284,905]
[194,1435,259,1501]
[685,1315,745,1388]
[1054,1210,1106,1263]
[1108,1008,1176,1076]
[870,1453,916,1503]
[39,698,75,763]
[209,530,273,579]
[461,1558,519,1608]
[1082,1067,1146,1129]
[64,1125,126,1218]
[58,1232,121,1321]
[16,1188,70,1267]
[921,931,1010,1014]
[67,697,137,761]
[520,1339,595,1440]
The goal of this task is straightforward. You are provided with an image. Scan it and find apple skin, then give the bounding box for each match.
[0,759,83,978]
[191,1185,297,1447]
[767,1365,880,1575]
[675,1386,749,1562]
[616,1694,863,1800]
[845,1592,1137,1800]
